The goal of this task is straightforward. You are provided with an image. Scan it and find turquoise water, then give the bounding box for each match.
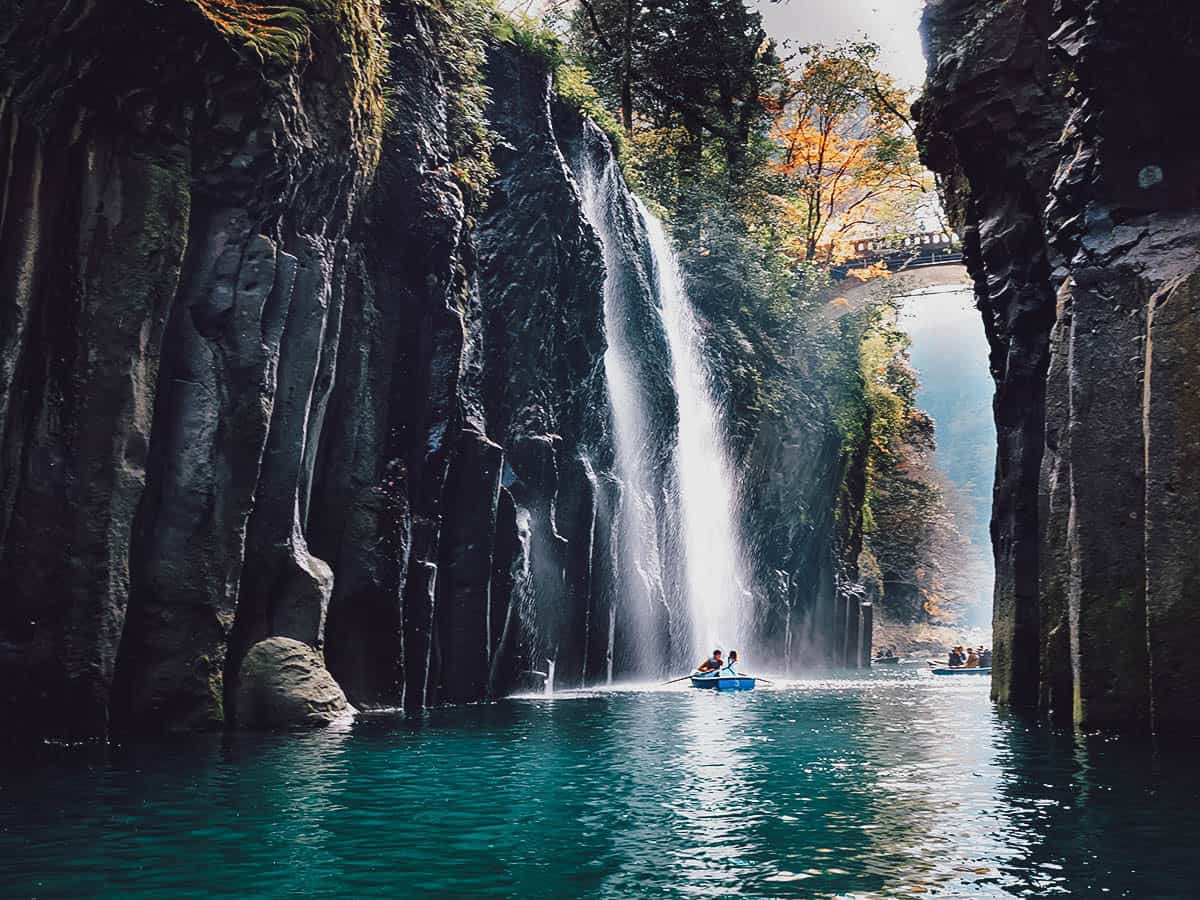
[3,668,1197,898]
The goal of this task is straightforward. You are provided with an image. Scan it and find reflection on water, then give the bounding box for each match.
[3,670,1198,898]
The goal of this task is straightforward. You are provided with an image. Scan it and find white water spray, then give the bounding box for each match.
[639,203,750,657]
[578,154,667,673]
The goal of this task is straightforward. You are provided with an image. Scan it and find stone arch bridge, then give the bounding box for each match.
[832,232,963,279]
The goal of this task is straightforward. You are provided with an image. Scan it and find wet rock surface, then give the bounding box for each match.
[919,0,1200,732]
[0,0,385,738]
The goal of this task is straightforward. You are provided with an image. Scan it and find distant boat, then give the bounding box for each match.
[930,667,991,676]
[690,673,756,691]
[872,655,901,665]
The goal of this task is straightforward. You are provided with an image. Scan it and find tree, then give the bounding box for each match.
[768,42,929,262]
[567,0,779,172]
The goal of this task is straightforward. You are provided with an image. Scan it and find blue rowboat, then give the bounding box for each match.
[690,673,756,691]
[930,667,991,676]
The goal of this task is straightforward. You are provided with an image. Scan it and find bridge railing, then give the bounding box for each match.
[833,231,964,278]
[850,231,958,256]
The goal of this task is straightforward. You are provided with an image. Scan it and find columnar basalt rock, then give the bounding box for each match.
[308,0,473,714]
[111,3,386,734]
[0,0,386,737]
[919,0,1200,733]
[916,0,1065,712]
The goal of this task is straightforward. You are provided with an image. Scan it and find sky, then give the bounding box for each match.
[755,0,928,88]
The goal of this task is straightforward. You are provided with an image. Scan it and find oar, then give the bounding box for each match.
[738,673,774,685]
[661,672,701,686]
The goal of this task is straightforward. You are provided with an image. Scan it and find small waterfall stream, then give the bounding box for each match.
[578,132,751,670]
[578,152,668,673]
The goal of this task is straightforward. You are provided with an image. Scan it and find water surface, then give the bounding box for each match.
[3,669,1195,898]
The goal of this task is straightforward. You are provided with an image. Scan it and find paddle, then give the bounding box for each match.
[661,672,703,686]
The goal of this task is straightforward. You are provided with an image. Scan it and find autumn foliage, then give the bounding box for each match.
[767,43,930,264]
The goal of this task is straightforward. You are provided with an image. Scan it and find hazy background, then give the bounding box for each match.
[755,0,927,86]
[901,287,996,625]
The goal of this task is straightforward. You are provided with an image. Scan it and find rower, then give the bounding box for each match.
[697,649,723,673]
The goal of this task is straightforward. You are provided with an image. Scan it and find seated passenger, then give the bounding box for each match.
[980,648,993,668]
[948,647,963,667]
[726,650,739,673]
[697,649,723,674]
[965,648,980,668]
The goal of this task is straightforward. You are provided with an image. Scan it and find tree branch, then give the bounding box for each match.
[577,0,615,54]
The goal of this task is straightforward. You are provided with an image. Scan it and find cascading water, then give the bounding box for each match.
[578,148,669,674]
[638,203,750,658]
[577,127,752,672]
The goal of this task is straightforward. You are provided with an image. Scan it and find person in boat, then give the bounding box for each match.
[885,648,896,659]
[979,647,992,668]
[697,649,723,674]
[947,646,964,668]
[725,650,739,673]
[964,647,980,668]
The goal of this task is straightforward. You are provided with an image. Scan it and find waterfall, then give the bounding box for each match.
[638,203,749,658]
[577,130,750,673]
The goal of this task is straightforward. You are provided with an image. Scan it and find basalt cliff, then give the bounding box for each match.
[919,0,1200,733]
[0,0,868,739]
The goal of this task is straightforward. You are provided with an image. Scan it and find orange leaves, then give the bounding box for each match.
[765,42,928,264]
[844,260,891,282]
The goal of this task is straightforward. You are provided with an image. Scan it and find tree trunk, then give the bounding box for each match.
[621,0,634,135]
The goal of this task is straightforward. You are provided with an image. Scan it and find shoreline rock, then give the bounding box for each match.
[234,638,355,730]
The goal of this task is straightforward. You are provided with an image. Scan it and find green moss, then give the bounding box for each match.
[493,11,626,157]
[338,0,390,170]
[555,62,625,155]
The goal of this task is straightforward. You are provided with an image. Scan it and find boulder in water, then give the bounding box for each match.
[234,638,355,730]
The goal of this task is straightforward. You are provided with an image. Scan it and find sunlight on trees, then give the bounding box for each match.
[768,42,932,263]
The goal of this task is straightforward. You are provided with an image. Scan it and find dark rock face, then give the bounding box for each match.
[307,0,474,715]
[743,408,863,668]
[919,0,1200,732]
[470,48,616,688]
[0,1,869,738]
[234,637,353,730]
[916,0,1065,714]
[0,0,385,737]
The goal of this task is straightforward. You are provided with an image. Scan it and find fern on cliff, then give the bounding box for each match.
[188,0,319,63]
[440,0,498,195]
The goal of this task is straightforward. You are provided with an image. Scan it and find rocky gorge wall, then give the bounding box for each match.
[0,0,867,740]
[918,0,1200,734]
